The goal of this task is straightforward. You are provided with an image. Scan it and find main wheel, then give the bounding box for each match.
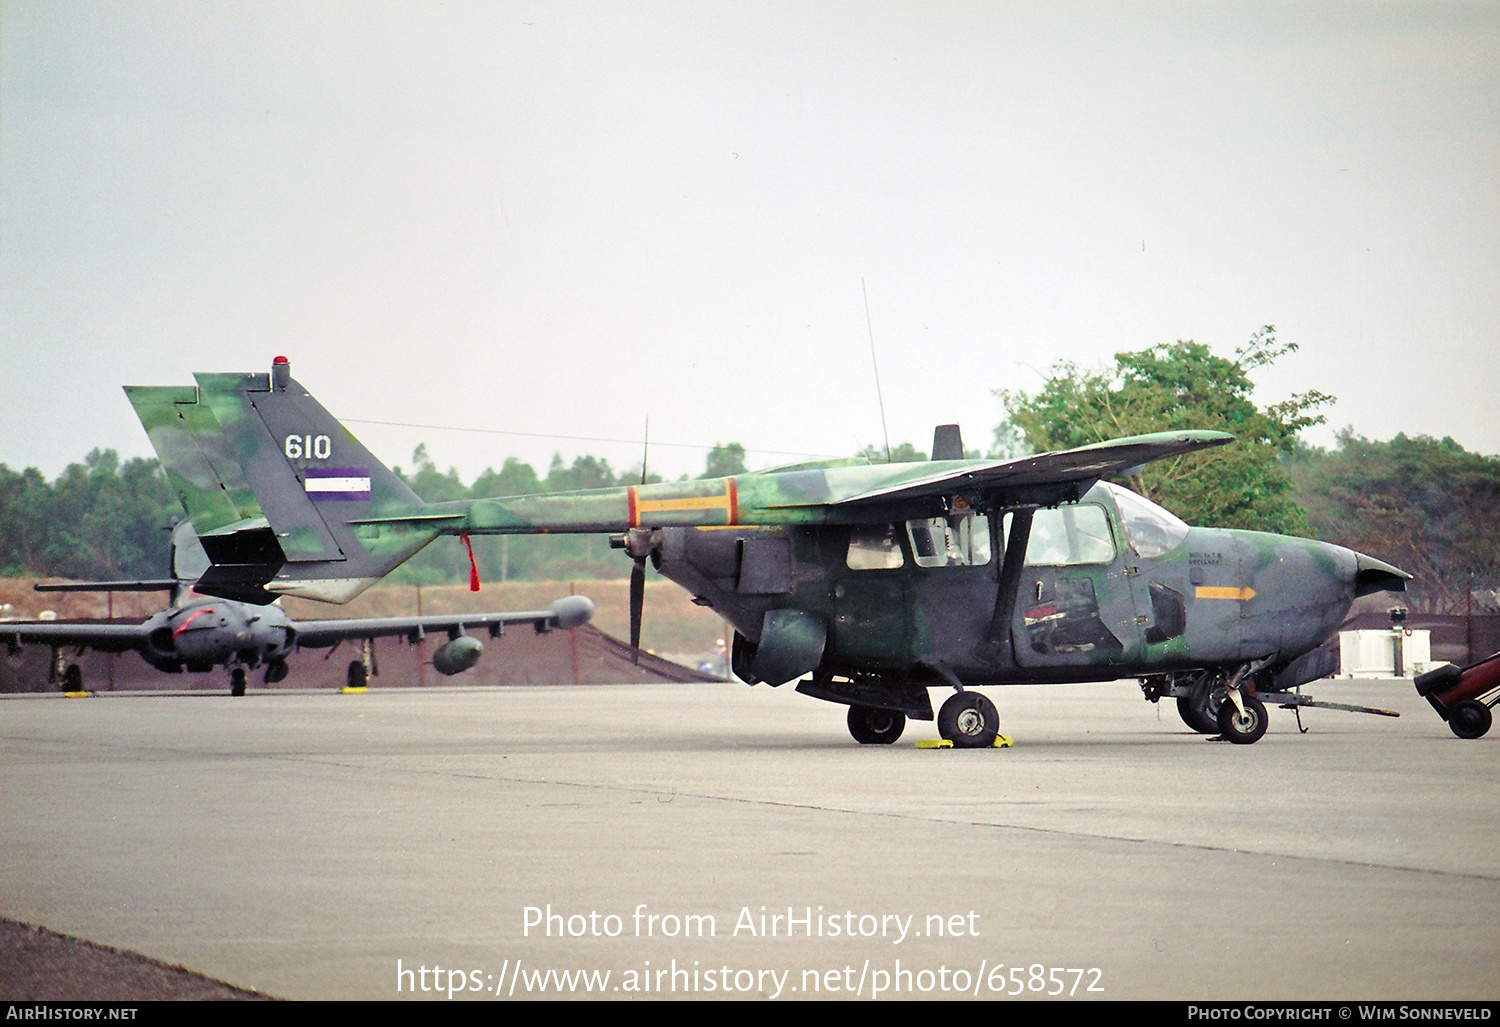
[1177,674,1223,733]
[1178,693,1217,733]
[61,664,83,693]
[230,667,246,697]
[1216,691,1268,744]
[938,692,1000,749]
[347,660,368,690]
[847,705,906,745]
[1448,700,1492,739]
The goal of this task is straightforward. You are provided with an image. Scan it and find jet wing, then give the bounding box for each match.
[827,430,1235,509]
[1,622,150,655]
[291,596,595,648]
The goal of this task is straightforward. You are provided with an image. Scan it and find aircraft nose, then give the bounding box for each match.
[1353,552,1410,597]
[547,595,595,629]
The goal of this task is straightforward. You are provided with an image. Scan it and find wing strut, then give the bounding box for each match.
[977,507,1034,665]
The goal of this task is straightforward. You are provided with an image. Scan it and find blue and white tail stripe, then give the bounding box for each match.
[304,467,371,501]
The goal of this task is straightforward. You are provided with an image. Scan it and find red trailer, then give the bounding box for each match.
[1414,652,1500,738]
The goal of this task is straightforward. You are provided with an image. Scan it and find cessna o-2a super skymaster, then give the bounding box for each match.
[124,357,1408,744]
[7,519,594,695]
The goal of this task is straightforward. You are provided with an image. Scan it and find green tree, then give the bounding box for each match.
[545,453,618,492]
[1291,432,1500,611]
[0,464,52,575]
[396,444,468,503]
[389,444,471,583]
[471,457,542,499]
[0,451,177,580]
[995,327,1332,534]
[44,450,178,579]
[857,441,927,464]
[470,458,546,583]
[701,443,747,478]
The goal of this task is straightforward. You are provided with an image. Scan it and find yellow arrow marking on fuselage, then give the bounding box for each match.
[1195,585,1258,601]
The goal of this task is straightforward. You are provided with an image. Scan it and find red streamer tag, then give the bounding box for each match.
[463,534,480,592]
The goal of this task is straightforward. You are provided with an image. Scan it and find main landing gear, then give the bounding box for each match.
[813,670,1001,748]
[937,691,1001,748]
[844,690,1001,747]
[847,705,906,745]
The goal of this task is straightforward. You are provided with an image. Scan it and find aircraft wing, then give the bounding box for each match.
[827,430,1235,509]
[1,622,150,655]
[291,596,595,648]
[33,580,180,593]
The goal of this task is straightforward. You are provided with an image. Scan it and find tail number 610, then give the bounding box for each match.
[285,434,332,460]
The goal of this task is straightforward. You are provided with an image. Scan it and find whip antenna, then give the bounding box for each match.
[862,276,892,463]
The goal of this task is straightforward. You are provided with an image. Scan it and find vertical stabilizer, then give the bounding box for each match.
[128,359,450,604]
[168,358,446,603]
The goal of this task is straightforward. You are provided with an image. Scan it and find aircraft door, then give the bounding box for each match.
[1010,502,1147,668]
[903,510,996,663]
[831,523,911,668]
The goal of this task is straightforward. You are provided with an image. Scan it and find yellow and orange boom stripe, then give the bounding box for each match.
[626,478,739,528]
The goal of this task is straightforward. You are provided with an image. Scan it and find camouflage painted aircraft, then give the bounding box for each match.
[7,519,594,695]
[123,357,1408,743]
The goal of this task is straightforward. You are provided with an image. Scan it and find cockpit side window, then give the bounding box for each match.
[906,512,992,568]
[1105,483,1191,560]
[1019,504,1116,566]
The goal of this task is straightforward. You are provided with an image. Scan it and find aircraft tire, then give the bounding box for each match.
[1177,693,1218,734]
[1215,691,1267,744]
[62,664,83,692]
[230,668,246,697]
[347,660,368,690]
[1448,700,1492,739]
[847,705,906,745]
[938,692,1000,749]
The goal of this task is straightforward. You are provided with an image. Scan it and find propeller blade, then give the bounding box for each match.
[629,556,645,663]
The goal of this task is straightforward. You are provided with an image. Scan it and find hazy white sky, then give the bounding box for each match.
[3,1,1497,486]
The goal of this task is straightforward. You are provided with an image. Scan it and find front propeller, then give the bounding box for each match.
[629,555,646,660]
[611,528,660,664]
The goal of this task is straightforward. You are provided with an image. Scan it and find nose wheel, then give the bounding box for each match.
[1216,689,1268,744]
[938,691,1000,748]
[847,705,907,744]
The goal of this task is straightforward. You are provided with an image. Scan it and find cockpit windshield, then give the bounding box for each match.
[1103,482,1191,559]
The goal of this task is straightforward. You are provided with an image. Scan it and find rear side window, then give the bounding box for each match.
[906,513,992,568]
[847,524,905,570]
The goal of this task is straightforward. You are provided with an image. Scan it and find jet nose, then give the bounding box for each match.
[1353,552,1411,597]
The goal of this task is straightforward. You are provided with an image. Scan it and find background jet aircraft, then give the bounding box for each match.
[124,358,1408,741]
[6,520,594,695]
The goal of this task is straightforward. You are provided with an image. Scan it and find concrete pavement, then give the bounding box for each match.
[1,677,1494,1001]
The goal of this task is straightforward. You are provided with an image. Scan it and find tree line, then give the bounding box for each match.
[0,441,754,586]
[995,327,1499,613]
[4,329,1496,610]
